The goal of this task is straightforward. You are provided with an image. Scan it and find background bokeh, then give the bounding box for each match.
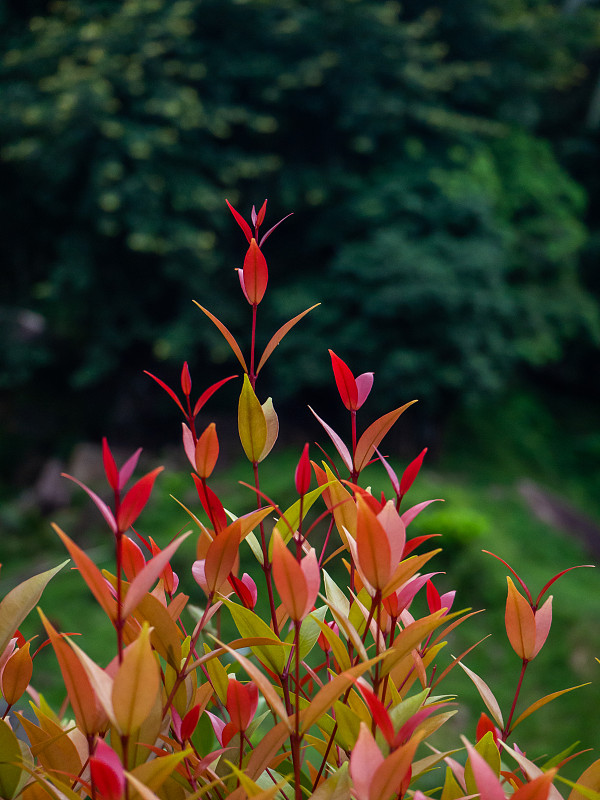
[2,0,600,769]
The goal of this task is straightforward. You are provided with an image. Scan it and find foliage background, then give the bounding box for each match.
[2,0,600,466]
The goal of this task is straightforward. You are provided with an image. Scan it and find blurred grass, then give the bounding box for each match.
[2,387,599,775]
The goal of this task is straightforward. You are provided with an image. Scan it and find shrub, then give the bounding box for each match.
[0,201,597,800]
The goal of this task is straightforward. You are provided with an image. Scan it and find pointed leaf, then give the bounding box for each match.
[212,637,291,729]
[308,407,352,472]
[512,684,588,731]
[112,624,160,735]
[204,520,241,593]
[226,199,252,242]
[513,772,558,800]
[457,661,504,728]
[463,738,505,800]
[241,239,268,305]
[354,401,417,474]
[400,449,427,497]
[61,473,117,533]
[505,576,536,660]
[257,305,320,375]
[53,524,117,623]
[193,375,238,416]
[195,423,219,478]
[122,532,191,618]
[102,439,119,491]
[568,758,600,800]
[194,302,248,372]
[117,467,163,531]
[401,499,443,527]
[369,732,424,800]
[39,610,108,736]
[329,350,358,411]
[221,599,287,675]
[0,559,68,656]
[144,371,186,416]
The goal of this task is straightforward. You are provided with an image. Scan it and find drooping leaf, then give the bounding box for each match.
[257,304,320,375]
[0,559,68,656]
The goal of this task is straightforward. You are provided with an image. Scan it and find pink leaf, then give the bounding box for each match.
[401,499,443,527]
[463,738,505,800]
[355,372,374,409]
[62,473,117,534]
[118,448,142,490]
[308,406,353,472]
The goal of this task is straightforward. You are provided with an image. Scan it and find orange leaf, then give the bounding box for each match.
[355,495,392,591]
[512,684,589,731]
[513,771,558,800]
[0,642,32,705]
[39,610,108,736]
[256,304,320,375]
[354,401,417,474]
[370,732,424,800]
[195,423,219,478]
[272,532,307,621]
[205,520,242,593]
[53,524,117,623]
[505,576,536,660]
[194,302,248,372]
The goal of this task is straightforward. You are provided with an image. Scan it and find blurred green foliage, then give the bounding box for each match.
[1,0,600,460]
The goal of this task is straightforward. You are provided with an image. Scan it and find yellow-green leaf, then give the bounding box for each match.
[238,375,267,463]
[113,624,160,735]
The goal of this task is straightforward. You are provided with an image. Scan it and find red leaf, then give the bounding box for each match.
[181,362,192,396]
[329,350,358,411]
[181,704,201,741]
[193,375,238,417]
[400,448,427,497]
[192,474,228,532]
[255,199,268,228]
[144,371,186,416]
[226,199,252,243]
[102,439,119,491]
[295,443,311,496]
[241,239,268,305]
[117,467,164,531]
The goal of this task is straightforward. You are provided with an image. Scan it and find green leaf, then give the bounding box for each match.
[0,719,25,799]
[0,559,68,655]
[222,599,288,674]
[273,484,333,545]
[308,763,351,800]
